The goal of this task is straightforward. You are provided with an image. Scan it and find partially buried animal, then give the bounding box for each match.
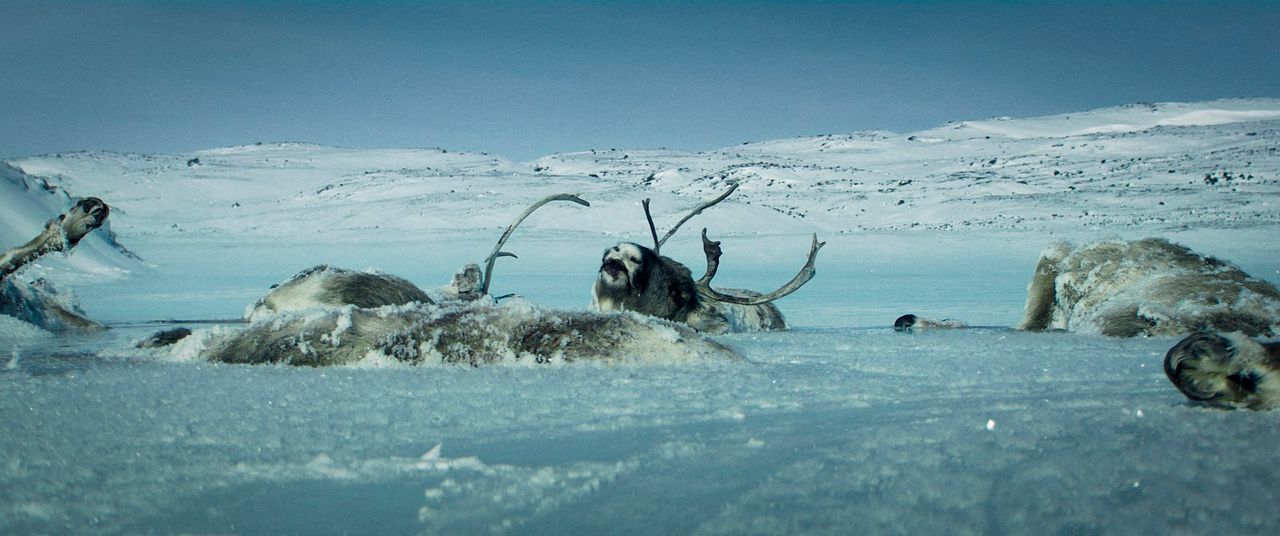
[140,194,742,365]
[1164,331,1280,410]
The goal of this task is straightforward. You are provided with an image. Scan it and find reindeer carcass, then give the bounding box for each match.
[1,198,111,331]
[1164,331,1280,410]
[144,194,742,365]
[1019,238,1280,337]
[591,184,825,334]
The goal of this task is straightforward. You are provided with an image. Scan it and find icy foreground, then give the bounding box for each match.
[2,99,1280,534]
[8,327,1275,535]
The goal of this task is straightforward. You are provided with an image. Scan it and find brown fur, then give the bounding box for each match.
[202,300,741,366]
[1164,332,1280,410]
[1019,238,1280,337]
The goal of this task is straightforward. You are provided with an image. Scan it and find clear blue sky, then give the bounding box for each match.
[2,1,1277,161]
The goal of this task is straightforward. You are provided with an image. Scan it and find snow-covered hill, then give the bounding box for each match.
[6,99,1278,247]
[534,99,1280,234]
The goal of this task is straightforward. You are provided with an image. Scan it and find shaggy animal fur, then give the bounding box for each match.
[0,198,110,331]
[149,300,742,368]
[1164,331,1280,410]
[193,300,740,366]
[591,242,785,334]
[145,258,741,365]
[1018,238,1280,337]
[245,263,484,320]
[246,265,434,319]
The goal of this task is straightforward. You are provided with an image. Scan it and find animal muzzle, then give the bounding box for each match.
[1164,332,1235,402]
[77,198,110,228]
[600,258,628,280]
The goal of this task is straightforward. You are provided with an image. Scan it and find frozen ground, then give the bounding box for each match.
[2,100,1280,534]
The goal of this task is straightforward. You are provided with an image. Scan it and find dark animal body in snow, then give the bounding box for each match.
[591,185,824,334]
[892,314,968,332]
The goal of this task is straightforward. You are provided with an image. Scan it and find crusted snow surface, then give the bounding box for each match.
[5,326,1280,535]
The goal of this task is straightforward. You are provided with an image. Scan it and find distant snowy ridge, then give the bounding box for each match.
[537,98,1280,234]
[918,99,1280,139]
[3,97,1278,268]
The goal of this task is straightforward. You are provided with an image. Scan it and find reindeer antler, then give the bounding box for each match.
[642,198,661,254]
[695,228,722,288]
[694,229,825,306]
[480,193,589,296]
[656,183,740,249]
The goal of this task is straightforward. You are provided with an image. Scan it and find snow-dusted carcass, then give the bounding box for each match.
[0,197,110,331]
[146,194,742,365]
[892,314,968,332]
[1018,238,1280,337]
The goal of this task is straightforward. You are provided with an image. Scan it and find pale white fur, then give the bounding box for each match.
[246,272,332,320]
[591,243,645,312]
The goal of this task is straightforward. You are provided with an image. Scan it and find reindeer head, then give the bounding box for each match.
[1164,331,1280,410]
[592,185,824,329]
[593,241,699,321]
[597,242,654,294]
[59,198,110,247]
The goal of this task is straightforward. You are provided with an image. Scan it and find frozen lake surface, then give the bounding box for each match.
[4,233,1280,535]
[9,321,1276,535]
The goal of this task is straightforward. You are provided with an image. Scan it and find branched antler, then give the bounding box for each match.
[656,183,739,249]
[695,228,722,288]
[695,230,825,306]
[642,198,661,254]
[480,193,589,296]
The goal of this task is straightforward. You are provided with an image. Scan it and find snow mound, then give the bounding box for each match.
[924,99,1280,139]
[0,312,51,339]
